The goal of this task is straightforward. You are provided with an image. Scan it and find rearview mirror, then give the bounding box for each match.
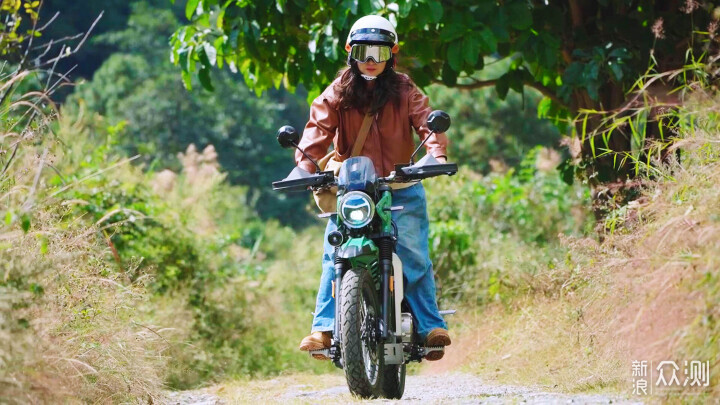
[426,110,450,133]
[409,110,451,164]
[277,125,300,149]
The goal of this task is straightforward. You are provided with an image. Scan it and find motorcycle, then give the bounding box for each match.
[272,110,457,399]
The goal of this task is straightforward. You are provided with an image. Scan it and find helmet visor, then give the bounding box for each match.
[350,44,392,63]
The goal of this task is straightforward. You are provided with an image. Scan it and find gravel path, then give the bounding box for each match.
[166,372,641,404]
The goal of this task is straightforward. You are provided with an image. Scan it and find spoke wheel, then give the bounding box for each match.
[340,268,383,398]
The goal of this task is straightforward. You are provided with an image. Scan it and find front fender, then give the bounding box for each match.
[337,236,377,259]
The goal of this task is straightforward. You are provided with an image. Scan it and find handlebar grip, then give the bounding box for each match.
[397,163,458,180]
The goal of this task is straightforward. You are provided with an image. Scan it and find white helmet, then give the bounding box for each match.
[345,15,398,50]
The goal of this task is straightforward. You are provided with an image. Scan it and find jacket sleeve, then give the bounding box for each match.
[295,94,338,173]
[408,85,448,159]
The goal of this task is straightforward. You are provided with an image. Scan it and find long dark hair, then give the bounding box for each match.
[335,56,410,114]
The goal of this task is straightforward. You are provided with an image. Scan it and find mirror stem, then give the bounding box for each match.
[409,131,435,165]
[292,142,323,172]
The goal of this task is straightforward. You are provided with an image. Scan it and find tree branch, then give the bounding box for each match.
[432,78,568,110]
[568,0,584,28]
[525,82,568,110]
[432,78,497,89]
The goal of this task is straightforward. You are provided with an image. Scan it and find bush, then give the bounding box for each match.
[426,147,592,303]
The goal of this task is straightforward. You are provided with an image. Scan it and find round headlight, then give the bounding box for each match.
[338,191,375,229]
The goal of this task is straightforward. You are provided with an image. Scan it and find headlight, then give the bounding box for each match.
[338,191,375,229]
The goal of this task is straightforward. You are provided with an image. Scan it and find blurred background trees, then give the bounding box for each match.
[173,0,717,190]
[32,0,575,226]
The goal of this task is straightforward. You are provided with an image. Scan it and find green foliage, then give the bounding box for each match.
[171,0,711,109]
[425,65,561,173]
[35,0,183,81]
[66,3,312,226]
[172,1,720,185]
[426,147,592,303]
[432,147,591,244]
[46,111,331,388]
[0,0,40,60]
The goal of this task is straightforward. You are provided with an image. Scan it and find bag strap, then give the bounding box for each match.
[350,113,374,157]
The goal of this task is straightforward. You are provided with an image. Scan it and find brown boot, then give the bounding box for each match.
[299,331,332,360]
[424,328,451,361]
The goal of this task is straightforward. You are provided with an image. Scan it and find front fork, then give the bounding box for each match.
[378,237,394,340]
[332,249,346,341]
[331,249,346,367]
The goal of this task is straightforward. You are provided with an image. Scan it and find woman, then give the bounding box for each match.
[295,15,451,361]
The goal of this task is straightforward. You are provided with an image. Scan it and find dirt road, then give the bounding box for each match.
[167,372,640,404]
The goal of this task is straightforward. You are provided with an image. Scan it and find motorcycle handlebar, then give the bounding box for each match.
[272,162,458,193]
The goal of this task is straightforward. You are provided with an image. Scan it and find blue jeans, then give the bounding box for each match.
[310,183,447,339]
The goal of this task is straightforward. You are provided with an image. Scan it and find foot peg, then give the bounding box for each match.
[439,309,456,317]
[422,346,445,356]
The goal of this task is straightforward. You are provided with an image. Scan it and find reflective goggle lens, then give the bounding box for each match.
[350,45,392,63]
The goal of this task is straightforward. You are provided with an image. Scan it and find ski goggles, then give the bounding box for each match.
[349,44,392,63]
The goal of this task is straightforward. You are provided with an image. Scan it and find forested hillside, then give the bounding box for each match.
[1,0,718,403]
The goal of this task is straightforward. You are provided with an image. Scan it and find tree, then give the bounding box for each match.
[171,0,717,191]
[67,2,313,226]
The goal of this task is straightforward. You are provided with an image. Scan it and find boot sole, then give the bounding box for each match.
[425,350,445,361]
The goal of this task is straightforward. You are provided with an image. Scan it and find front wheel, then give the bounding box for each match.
[340,268,383,398]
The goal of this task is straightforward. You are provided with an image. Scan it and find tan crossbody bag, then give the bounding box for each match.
[313,113,373,213]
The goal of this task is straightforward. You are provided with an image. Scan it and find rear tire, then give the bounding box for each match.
[340,268,383,398]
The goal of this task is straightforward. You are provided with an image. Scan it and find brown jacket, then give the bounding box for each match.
[295,74,448,177]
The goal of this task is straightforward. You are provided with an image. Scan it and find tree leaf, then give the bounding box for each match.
[343,0,358,15]
[557,158,575,185]
[478,27,497,54]
[441,61,458,86]
[359,0,372,15]
[440,24,465,41]
[198,47,211,68]
[608,47,630,59]
[214,37,225,68]
[508,70,524,95]
[204,42,217,66]
[333,7,349,28]
[495,74,510,100]
[398,0,413,18]
[537,96,552,118]
[426,0,443,23]
[609,61,623,81]
[507,1,532,30]
[181,69,193,90]
[217,7,225,29]
[463,33,480,66]
[185,0,200,20]
[447,40,463,72]
[198,67,214,91]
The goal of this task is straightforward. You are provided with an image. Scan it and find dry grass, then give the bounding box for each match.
[422,299,626,393]
[1,74,171,403]
[1,174,170,403]
[444,92,720,401]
